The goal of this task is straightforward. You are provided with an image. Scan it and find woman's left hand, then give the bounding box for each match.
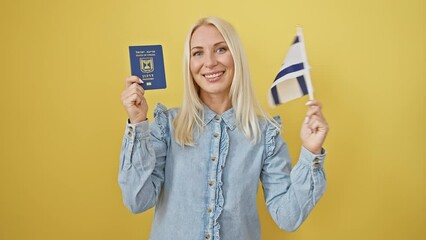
[300,100,329,154]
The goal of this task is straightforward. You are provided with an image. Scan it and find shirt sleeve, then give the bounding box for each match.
[118,104,169,214]
[260,116,326,232]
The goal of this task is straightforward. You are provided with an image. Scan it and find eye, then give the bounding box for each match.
[216,47,227,53]
[192,51,202,57]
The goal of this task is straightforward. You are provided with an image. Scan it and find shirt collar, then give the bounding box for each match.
[203,105,237,130]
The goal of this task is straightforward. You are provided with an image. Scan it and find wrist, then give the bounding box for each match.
[129,116,147,124]
[303,145,322,155]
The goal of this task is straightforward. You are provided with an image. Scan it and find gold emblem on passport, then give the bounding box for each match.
[140,58,154,73]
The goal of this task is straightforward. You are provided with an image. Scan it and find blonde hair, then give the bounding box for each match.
[173,17,277,146]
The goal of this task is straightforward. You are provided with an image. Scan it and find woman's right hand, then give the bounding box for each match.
[121,76,148,123]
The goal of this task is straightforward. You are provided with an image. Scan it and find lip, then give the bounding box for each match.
[203,71,225,82]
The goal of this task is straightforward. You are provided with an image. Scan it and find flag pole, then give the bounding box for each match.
[297,27,315,101]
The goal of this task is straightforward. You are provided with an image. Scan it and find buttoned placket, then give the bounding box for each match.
[313,157,321,168]
[127,125,134,138]
[124,124,137,169]
[310,156,324,198]
[204,115,222,240]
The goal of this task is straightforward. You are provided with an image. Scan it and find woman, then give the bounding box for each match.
[119,17,328,240]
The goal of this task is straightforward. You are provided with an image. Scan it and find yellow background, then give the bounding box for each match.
[0,0,424,239]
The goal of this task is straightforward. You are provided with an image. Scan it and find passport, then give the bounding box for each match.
[129,45,166,90]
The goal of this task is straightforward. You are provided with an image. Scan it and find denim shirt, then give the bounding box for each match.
[118,103,326,240]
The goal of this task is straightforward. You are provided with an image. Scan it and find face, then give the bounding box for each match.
[190,24,235,101]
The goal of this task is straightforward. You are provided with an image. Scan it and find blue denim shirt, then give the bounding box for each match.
[119,103,326,240]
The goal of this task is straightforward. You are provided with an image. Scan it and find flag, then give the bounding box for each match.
[268,27,314,106]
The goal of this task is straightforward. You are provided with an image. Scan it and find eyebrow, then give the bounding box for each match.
[191,41,227,51]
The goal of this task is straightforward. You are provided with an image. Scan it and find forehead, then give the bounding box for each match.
[190,24,226,47]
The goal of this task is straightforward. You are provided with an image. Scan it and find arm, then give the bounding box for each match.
[261,139,326,232]
[118,76,168,213]
[118,117,168,214]
[261,100,328,231]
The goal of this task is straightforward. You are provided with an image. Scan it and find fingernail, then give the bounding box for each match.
[139,79,144,83]
[305,101,313,106]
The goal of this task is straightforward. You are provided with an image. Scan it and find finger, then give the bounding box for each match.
[304,119,321,134]
[121,89,142,104]
[125,76,144,88]
[307,116,329,132]
[122,92,143,108]
[122,84,144,102]
[129,82,145,97]
[305,100,322,108]
[309,115,328,125]
[305,100,325,122]
[121,83,145,101]
[304,107,323,124]
[306,106,322,117]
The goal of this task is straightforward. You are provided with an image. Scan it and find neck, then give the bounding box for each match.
[200,93,232,114]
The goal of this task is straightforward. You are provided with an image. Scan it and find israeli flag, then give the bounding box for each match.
[268,27,314,106]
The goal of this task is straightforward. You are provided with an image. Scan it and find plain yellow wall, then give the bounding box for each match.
[0,0,424,239]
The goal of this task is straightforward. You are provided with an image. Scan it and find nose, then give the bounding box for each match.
[204,52,218,68]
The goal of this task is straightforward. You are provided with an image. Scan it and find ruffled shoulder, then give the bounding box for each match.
[153,103,170,140]
[264,116,282,158]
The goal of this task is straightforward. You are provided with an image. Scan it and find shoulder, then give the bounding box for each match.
[258,115,283,157]
[153,103,180,120]
[151,103,180,135]
[258,115,282,133]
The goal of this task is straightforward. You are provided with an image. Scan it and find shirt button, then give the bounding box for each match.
[127,132,133,137]
[211,156,217,161]
[215,116,220,121]
[207,208,212,213]
[128,126,134,131]
[205,233,210,239]
[214,132,219,138]
[208,180,214,187]
[313,158,320,167]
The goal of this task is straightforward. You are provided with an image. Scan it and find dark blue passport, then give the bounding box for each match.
[129,45,166,90]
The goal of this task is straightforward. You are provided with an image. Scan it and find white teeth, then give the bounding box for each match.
[205,72,223,78]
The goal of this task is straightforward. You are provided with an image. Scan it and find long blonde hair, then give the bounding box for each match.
[173,17,277,146]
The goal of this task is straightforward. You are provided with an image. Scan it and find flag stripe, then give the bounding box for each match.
[274,63,304,82]
[296,75,309,95]
[268,27,313,106]
[293,36,299,44]
[271,85,280,105]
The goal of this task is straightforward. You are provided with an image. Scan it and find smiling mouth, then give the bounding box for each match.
[203,71,224,82]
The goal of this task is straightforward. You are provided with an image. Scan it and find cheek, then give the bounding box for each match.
[225,54,235,72]
[230,60,235,72]
[227,60,235,76]
[190,59,201,75]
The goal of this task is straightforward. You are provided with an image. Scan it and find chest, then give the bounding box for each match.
[165,125,266,189]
